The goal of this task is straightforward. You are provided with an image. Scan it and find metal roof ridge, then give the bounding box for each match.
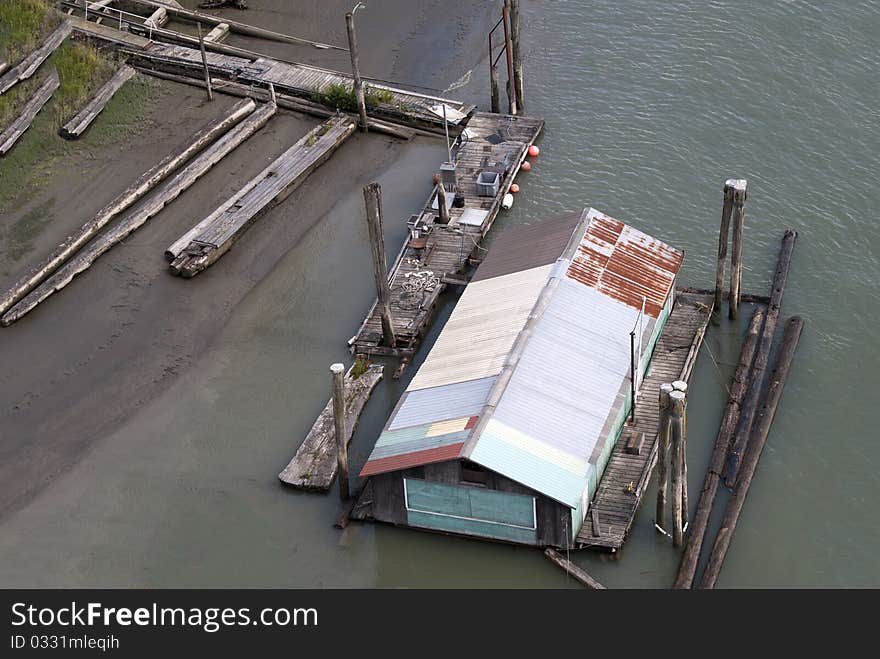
[459,208,593,462]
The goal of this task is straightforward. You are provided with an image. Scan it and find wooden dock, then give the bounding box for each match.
[167,113,356,277]
[349,111,544,361]
[125,42,474,133]
[0,70,60,157]
[279,364,384,491]
[576,290,714,551]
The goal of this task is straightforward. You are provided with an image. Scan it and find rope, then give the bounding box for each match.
[701,340,733,398]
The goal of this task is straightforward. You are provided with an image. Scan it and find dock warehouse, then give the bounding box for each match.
[357,208,684,548]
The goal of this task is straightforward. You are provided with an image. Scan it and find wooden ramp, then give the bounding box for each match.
[576,291,713,551]
[350,112,544,361]
[167,114,356,277]
[60,65,136,139]
[127,42,475,132]
[0,70,60,157]
[0,22,72,95]
[279,364,384,491]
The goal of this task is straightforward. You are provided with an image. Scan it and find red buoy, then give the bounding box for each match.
[528,145,540,158]
[521,161,532,172]
[510,183,520,193]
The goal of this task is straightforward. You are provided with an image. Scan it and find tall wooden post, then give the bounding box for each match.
[510,0,524,110]
[501,0,517,115]
[728,179,748,320]
[196,22,213,102]
[655,383,674,533]
[713,181,734,319]
[672,380,689,528]
[669,389,686,548]
[363,183,396,348]
[331,363,350,501]
[437,182,450,224]
[345,11,368,132]
[489,32,501,114]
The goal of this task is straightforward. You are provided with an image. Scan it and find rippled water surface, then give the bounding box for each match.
[1,1,878,587]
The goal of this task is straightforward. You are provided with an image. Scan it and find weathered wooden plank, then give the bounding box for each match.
[1,100,275,326]
[0,22,71,95]
[0,98,256,321]
[279,365,384,490]
[544,549,606,589]
[167,114,355,277]
[0,69,59,156]
[59,65,136,139]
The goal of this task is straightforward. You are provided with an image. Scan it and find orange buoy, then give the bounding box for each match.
[520,161,532,172]
[510,183,520,193]
[528,145,540,157]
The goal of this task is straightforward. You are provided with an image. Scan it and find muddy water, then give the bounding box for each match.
[1,1,878,587]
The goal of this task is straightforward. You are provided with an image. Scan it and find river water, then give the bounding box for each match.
[1,1,877,587]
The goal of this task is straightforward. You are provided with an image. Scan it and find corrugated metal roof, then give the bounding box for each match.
[362,208,683,503]
[406,263,554,391]
[471,212,583,282]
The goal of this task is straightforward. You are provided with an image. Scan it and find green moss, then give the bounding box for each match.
[0,0,62,65]
[350,357,368,379]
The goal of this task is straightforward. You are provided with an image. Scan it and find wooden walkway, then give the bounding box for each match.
[350,112,544,361]
[576,291,713,551]
[126,42,474,132]
[167,113,356,277]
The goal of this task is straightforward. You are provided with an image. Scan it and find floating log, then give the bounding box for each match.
[0,70,59,156]
[125,0,344,50]
[700,316,804,588]
[544,549,606,590]
[0,98,256,319]
[677,286,769,305]
[279,364,384,491]
[135,67,418,140]
[674,307,765,589]
[168,113,355,277]
[724,230,798,486]
[0,22,72,95]
[1,100,275,326]
[203,23,230,44]
[59,65,136,139]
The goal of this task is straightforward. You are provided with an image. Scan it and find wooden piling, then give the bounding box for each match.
[196,23,214,101]
[363,183,396,348]
[655,382,673,533]
[672,380,689,524]
[700,316,804,588]
[489,62,500,115]
[674,307,765,588]
[501,0,517,115]
[510,0,524,110]
[724,230,798,486]
[0,98,256,319]
[345,11,368,132]
[331,363,350,501]
[713,181,735,319]
[437,183,450,224]
[728,179,747,319]
[669,389,686,547]
[544,549,606,589]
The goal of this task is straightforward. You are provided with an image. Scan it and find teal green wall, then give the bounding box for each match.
[404,478,537,545]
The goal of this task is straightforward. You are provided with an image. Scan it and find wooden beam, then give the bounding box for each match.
[0,98,256,319]
[510,0,524,109]
[655,383,673,533]
[674,307,764,588]
[203,23,230,43]
[0,22,72,96]
[0,69,59,156]
[331,363,350,501]
[669,389,686,548]
[713,180,735,320]
[363,183,397,347]
[700,317,804,588]
[724,230,798,485]
[345,11,368,132]
[728,179,748,319]
[1,101,273,326]
[544,549,606,589]
[60,65,135,139]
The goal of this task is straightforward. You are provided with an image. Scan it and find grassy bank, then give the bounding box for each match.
[0,0,61,65]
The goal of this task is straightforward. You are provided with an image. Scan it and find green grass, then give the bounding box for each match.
[0,0,60,65]
[51,42,116,126]
[350,357,369,379]
[311,82,396,112]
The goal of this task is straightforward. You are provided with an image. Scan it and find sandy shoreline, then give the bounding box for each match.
[0,1,494,520]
